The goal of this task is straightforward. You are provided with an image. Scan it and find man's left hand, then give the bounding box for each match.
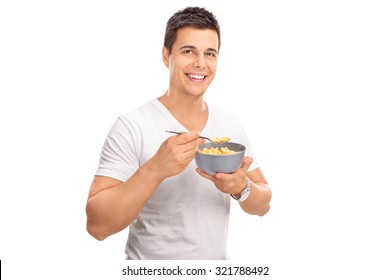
[196,156,253,195]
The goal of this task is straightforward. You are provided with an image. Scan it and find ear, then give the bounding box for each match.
[162,47,169,68]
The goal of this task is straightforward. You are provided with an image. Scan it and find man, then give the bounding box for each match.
[86,6,271,260]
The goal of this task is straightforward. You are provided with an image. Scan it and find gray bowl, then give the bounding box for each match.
[195,142,246,175]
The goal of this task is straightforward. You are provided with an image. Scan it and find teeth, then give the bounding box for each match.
[188,74,205,80]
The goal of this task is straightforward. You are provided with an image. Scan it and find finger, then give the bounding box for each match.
[181,148,198,163]
[241,156,253,172]
[215,172,227,180]
[175,131,201,144]
[213,157,252,180]
[179,138,204,157]
[196,168,216,181]
[180,138,206,160]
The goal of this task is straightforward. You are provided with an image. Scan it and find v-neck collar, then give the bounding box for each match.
[151,98,213,135]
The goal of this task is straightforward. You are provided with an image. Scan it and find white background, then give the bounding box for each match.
[1,0,389,279]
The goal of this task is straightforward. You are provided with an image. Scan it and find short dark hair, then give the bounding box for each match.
[164,6,221,54]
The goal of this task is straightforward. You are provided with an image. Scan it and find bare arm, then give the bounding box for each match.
[86,163,161,241]
[239,165,271,216]
[196,156,272,216]
[86,131,204,240]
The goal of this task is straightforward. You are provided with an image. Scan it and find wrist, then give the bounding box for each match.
[231,177,251,202]
[232,184,246,198]
[140,159,165,186]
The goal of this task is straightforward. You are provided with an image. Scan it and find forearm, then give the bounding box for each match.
[238,180,271,216]
[86,132,204,240]
[86,161,162,240]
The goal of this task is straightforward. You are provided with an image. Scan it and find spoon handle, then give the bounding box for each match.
[199,136,211,141]
[165,130,211,141]
[165,130,185,136]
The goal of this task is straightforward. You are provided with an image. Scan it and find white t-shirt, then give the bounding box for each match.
[96,98,259,259]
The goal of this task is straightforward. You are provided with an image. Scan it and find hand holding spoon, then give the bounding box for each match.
[165,130,230,143]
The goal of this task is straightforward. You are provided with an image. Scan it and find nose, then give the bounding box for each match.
[194,54,206,68]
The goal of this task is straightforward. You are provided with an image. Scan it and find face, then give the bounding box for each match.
[162,27,219,98]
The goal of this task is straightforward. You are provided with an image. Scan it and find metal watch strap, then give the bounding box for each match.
[231,177,251,202]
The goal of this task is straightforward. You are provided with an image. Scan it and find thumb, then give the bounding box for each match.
[241,156,253,171]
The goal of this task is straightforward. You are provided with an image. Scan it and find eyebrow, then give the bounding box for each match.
[179,45,219,54]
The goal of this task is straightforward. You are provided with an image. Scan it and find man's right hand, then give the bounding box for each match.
[147,131,205,181]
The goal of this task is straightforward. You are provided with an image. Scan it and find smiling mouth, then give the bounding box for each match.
[186,73,206,80]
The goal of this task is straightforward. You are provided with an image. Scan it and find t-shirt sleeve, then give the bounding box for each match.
[95,116,140,182]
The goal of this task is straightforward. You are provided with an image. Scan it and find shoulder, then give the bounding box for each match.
[104,100,154,138]
[120,99,156,121]
[114,99,161,129]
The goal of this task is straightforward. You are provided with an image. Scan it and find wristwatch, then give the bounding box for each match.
[231,177,251,202]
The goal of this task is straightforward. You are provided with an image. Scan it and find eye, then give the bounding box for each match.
[184,49,194,55]
[206,52,217,58]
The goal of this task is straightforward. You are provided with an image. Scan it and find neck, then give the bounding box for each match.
[158,90,208,131]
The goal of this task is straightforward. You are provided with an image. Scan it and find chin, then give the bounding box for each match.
[185,91,206,98]
[187,86,209,97]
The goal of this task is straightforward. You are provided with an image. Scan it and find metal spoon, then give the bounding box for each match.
[165,130,230,143]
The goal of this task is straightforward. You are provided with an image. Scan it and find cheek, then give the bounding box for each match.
[168,58,182,74]
[167,58,175,74]
[207,60,218,73]
[169,64,179,78]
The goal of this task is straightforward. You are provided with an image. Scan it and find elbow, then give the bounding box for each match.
[256,186,272,217]
[241,202,271,216]
[86,220,108,241]
[257,204,271,217]
[86,203,109,241]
